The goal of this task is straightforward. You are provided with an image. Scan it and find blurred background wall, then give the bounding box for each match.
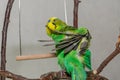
[0,0,120,80]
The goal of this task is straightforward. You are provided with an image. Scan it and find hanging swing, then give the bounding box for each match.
[16,0,68,61]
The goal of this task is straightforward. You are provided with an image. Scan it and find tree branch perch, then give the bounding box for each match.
[1,0,14,80]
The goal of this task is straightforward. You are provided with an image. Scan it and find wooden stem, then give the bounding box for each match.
[73,0,81,28]
[0,70,39,80]
[96,35,120,74]
[0,0,14,80]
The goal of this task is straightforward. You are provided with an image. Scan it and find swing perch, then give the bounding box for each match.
[16,53,56,61]
[16,0,70,61]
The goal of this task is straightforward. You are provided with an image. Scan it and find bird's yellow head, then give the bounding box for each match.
[46,17,67,36]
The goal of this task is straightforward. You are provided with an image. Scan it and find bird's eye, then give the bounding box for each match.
[48,20,50,22]
[53,19,56,22]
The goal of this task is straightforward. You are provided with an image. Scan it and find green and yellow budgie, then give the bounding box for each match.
[46,17,92,80]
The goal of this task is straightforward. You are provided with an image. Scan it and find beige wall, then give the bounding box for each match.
[0,0,120,79]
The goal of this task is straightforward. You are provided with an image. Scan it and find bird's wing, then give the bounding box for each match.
[55,34,84,55]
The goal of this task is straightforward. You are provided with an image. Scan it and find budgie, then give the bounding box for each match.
[46,17,92,80]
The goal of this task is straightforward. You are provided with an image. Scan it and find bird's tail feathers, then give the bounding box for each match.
[73,65,86,80]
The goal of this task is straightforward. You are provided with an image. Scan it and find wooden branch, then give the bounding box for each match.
[96,35,120,74]
[0,69,109,80]
[73,0,81,28]
[0,70,40,80]
[40,70,108,80]
[1,0,14,80]
[40,70,71,80]
[16,53,56,61]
